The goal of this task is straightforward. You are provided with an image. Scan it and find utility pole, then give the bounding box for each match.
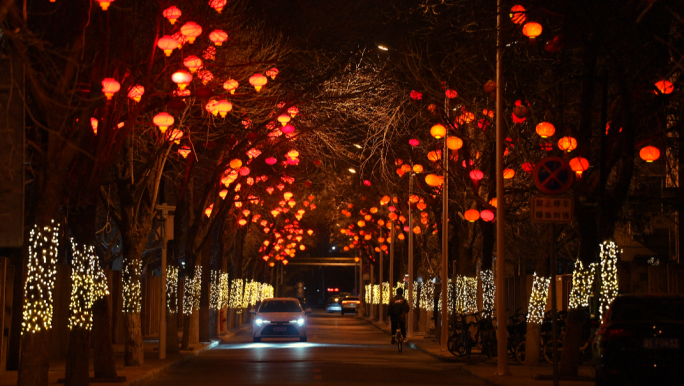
[156,204,175,360]
[440,128,449,351]
[389,215,395,310]
[407,172,415,338]
[495,0,509,375]
[379,228,384,323]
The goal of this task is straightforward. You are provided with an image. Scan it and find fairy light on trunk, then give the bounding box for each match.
[481,270,495,317]
[372,284,380,305]
[23,222,60,334]
[528,273,550,324]
[569,260,596,309]
[365,284,371,303]
[454,275,478,314]
[167,266,179,313]
[393,281,404,296]
[229,279,243,312]
[192,268,201,311]
[68,241,108,330]
[382,282,390,304]
[122,258,142,313]
[210,270,221,310]
[600,241,619,319]
[412,281,419,308]
[249,281,259,306]
[421,282,434,311]
[219,273,229,308]
[241,280,252,309]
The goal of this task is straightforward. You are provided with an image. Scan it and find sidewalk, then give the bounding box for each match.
[0,326,247,386]
[358,316,594,386]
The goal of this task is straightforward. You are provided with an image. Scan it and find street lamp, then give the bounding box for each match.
[348,168,357,173]
[377,45,389,51]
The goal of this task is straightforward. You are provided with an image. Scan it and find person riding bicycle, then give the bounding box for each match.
[388,287,410,344]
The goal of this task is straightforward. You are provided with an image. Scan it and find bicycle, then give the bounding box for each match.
[394,328,403,352]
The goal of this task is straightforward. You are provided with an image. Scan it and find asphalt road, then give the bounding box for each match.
[145,311,487,386]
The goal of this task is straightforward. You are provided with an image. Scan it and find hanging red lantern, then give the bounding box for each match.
[639,146,660,162]
[266,67,279,80]
[412,164,424,173]
[569,157,589,178]
[522,162,534,173]
[90,118,98,135]
[153,112,174,134]
[96,0,115,11]
[209,0,227,13]
[180,22,202,44]
[216,100,233,118]
[277,114,291,126]
[178,146,191,158]
[481,209,495,222]
[445,89,458,99]
[509,5,526,24]
[101,78,120,100]
[540,142,554,152]
[209,30,228,46]
[265,157,277,165]
[430,124,447,139]
[558,136,577,152]
[409,138,420,147]
[171,70,193,90]
[158,35,178,56]
[655,80,674,95]
[288,106,299,117]
[127,85,145,102]
[503,168,515,179]
[447,136,463,150]
[223,79,239,94]
[183,55,203,73]
[197,70,214,85]
[163,6,181,25]
[410,90,422,100]
[168,129,183,144]
[522,22,542,39]
[464,209,480,222]
[469,170,484,181]
[249,74,268,92]
[535,122,556,138]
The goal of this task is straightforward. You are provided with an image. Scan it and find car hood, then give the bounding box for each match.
[256,312,305,322]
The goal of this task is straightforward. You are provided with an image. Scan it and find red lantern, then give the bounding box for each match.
[216,100,233,118]
[153,112,174,134]
[558,136,577,152]
[535,122,556,138]
[277,114,291,126]
[163,6,181,25]
[522,162,534,173]
[90,118,98,135]
[464,209,480,222]
[249,74,268,92]
[447,136,463,150]
[445,89,458,99]
[198,70,214,85]
[522,22,542,39]
[266,67,279,80]
[223,79,239,94]
[509,5,526,24]
[410,90,422,100]
[282,124,295,134]
[288,106,299,117]
[503,168,515,179]
[209,29,228,46]
[180,22,202,44]
[183,55,203,73]
[101,78,120,100]
[639,146,660,162]
[178,146,191,158]
[480,209,495,222]
[127,85,144,102]
[655,80,674,95]
[209,0,227,13]
[469,170,484,181]
[96,0,115,11]
[265,157,277,165]
[409,138,420,147]
[171,70,193,90]
[157,35,178,56]
[569,157,589,178]
[430,124,447,139]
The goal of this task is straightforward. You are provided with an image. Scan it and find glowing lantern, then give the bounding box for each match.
[125,85,145,103]
[216,100,233,118]
[163,6,181,25]
[209,29,228,47]
[558,136,578,152]
[157,35,178,56]
[153,112,174,134]
[357,220,366,227]
[481,210,495,222]
[430,124,447,139]
[464,209,480,222]
[90,118,98,135]
[288,106,299,117]
[447,137,463,150]
[413,164,424,173]
[282,124,295,134]
[180,22,202,44]
[277,114,291,126]
[198,70,214,85]
[522,162,534,173]
[445,89,458,99]
[425,174,444,187]
[522,22,542,39]
[238,219,247,226]
[178,146,191,158]
[307,229,313,236]
[409,138,420,147]
[287,150,299,159]
[510,5,526,24]
[427,151,441,162]
[205,204,213,217]
[183,55,203,73]
[209,0,227,13]
[299,245,306,251]
[269,262,275,267]
[239,167,250,176]
[101,78,120,100]
[489,198,497,208]
[640,146,660,162]
[535,122,555,138]
[469,170,484,181]
[229,159,243,169]
[266,67,279,80]
[283,192,293,200]
[219,80,238,96]
[249,73,268,92]
[655,80,674,95]
[96,0,114,11]
[503,169,515,179]
[168,129,183,144]
[413,226,421,234]
[265,157,277,165]
[410,91,422,100]
[569,157,589,178]
[219,189,227,199]
[171,70,193,90]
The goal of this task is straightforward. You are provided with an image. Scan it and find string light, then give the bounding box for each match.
[454,275,477,314]
[122,258,142,313]
[569,260,596,309]
[393,281,404,296]
[23,222,60,334]
[167,266,179,313]
[68,241,109,331]
[419,281,434,311]
[481,270,495,317]
[412,281,418,308]
[249,281,260,306]
[372,284,380,305]
[600,241,619,319]
[382,282,390,305]
[365,284,371,304]
[229,279,243,311]
[528,273,550,324]
[447,279,454,314]
[241,280,252,309]
[183,267,202,315]
[210,270,221,310]
[219,273,230,308]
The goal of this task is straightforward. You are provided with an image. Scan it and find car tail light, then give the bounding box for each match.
[342,300,359,304]
[600,328,633,341]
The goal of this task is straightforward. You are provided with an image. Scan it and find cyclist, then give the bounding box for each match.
[388,287,410,344]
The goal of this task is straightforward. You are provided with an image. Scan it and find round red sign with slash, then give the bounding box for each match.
[532,157,574,195]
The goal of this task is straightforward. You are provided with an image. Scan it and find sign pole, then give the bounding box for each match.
[551,224,559,386]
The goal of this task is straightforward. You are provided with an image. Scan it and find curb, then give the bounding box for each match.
[127,340,219,386]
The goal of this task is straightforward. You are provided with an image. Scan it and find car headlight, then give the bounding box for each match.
[297,318,305,326]
[256,318,263,326]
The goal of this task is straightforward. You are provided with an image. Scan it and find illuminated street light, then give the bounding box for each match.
[354,144,362,149]
[378,45,389,51]
[348,168,357,173]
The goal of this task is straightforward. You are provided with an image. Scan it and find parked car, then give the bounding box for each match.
[326,296,342,313]
[594,294,684,385]
[251,298,312,342]
[341,296,361,315]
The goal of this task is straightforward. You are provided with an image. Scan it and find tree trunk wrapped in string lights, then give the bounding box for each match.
[23,221,60,335]
[420,281,435,311]
[527,273,550,325]
[219,273,230,308]
[412,281,419,308]
[480,270,495,317]
[167,267,179,313]
[365,284,371,304]
[249,281,260,307]
[454,275,477,314]
[210,270,221,310]
[229,279,244,314]
[568,260,596,310]
[382,282,390,305]
[372,284,380,305]
[599,241,619,319]
[242,280,253,309]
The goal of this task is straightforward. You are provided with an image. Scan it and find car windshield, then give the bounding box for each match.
[259,300,302,313]
[610,297,684,322]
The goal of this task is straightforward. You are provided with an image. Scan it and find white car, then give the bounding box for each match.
[251,298,312,342]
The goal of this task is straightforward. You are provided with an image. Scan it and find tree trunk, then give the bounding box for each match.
[123,313,144,366]
[65,327,90,386]
[559,308,585,376]
[18,330,51,386]
[92,297,118,378]
[166,311,179,355]
[524,323,542,366]
[181,314,191,350]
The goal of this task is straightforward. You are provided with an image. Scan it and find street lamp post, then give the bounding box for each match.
[156,204,175,360]
[379,230,384,324]
[440,130,449,351]
[407,172,415,338]
[389,215,395,327]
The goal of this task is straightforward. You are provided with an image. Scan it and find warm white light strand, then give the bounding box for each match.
[229,278,243,309]
[454,275,477,314]
[210,270,221,310]
[372,284,380,305]
[569,260,596,310]
[23,221,60,334]
[219,273,229,308]
[167,266,179,313]
[481,270,495,317]
[600,241,619,319]
[528,273,550,324]
[382,282,390,305]
[122,258,142,313]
